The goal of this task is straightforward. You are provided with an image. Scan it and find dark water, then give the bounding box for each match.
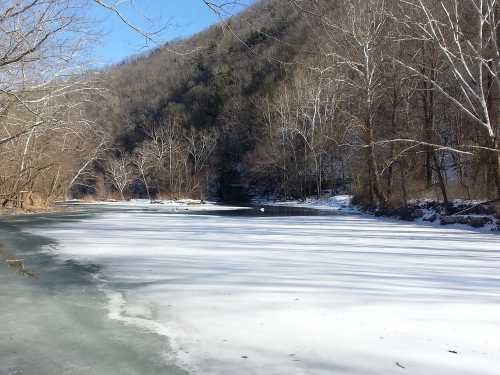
[57,201,338,217]
[198,205,337,217]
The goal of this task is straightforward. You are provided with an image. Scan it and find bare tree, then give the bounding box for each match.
[106,156,134,200]
[396,0,500,197]
[132,144,154,201]
[144,121,184,196]
[0,0,104,207]
[185,127,218,197]
[68,129,110,192]
[319,0,391,207]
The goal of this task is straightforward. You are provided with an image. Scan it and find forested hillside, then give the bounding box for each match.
[90,0,310,201]
[2,0,499,209]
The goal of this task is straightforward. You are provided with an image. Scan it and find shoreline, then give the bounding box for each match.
[262,195,500,233]
[0,206,77,217]
[4,197,499,233]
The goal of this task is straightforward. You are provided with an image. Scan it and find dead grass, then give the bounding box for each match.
[0,243,39,279]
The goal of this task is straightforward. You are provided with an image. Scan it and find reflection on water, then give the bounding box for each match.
[0,217,187,375]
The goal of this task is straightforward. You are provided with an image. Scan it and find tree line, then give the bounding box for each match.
[287,0,499,209]
[97,0,498,207]
[0,0,220,208]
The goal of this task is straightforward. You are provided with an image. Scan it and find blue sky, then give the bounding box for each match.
[91,0,254,66]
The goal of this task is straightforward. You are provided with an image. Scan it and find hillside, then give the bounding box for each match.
[26,0,495,210]
[93,0,314,200]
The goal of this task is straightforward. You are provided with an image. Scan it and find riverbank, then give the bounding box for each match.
[0,206,69,216]
[264,196,500,232]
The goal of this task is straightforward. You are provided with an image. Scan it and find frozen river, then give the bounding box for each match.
[1,202,499,375]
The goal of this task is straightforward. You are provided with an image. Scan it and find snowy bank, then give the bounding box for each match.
[266,196,499,232]
[370,199,500,233]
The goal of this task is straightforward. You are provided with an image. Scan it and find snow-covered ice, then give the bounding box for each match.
[22,203,500,375]
[67,199,250,211]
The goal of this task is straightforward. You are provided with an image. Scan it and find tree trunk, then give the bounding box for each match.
[367,162,374,206]
[494,137,500,198]
[316,155,322,199]
[366,120,387,209]
[369,147,387,208]
[399,162,408,208]
[142,171,151,202]
[432,153,449,208]
[386,149,394,199]
[422,90,434,189]
[421,43,436,189]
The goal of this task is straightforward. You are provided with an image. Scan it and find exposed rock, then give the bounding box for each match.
[414,209,425,218]
[440,215,492,228]
[440,216,460,225]
[468,216,492,228]
[423,214,438,222]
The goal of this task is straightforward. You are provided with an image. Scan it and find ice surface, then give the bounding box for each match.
[0,219,187,375]
[71,199,251,211]
[16,203,500,375]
